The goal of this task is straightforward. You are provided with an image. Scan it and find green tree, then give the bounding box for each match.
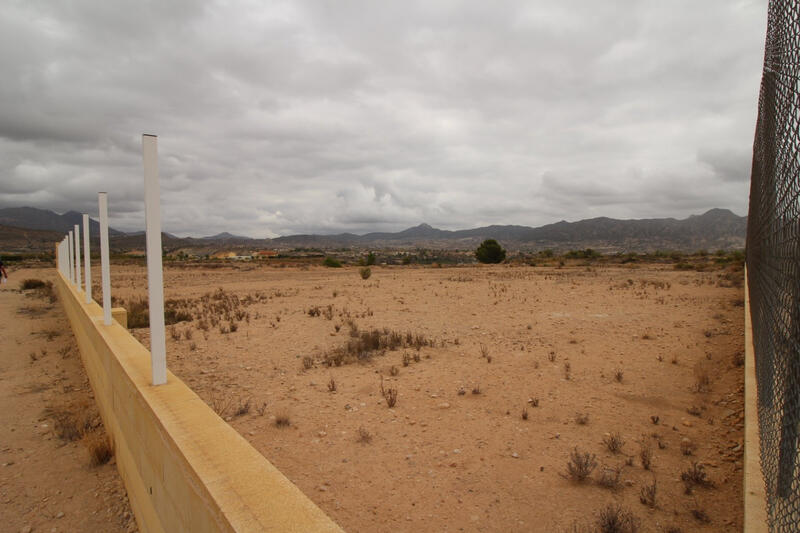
[475,239,506,264]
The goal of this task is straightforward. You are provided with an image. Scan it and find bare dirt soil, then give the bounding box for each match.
[108,261,745,533]
[0,267,136,533]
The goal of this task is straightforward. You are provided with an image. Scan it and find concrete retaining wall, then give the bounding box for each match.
[744,272,768,532]
[55,271,343,532]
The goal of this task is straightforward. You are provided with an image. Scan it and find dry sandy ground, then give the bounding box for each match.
[0,267,135,533]
[107,261,744,533]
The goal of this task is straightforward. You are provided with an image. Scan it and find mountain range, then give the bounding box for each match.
[0,206,746,253]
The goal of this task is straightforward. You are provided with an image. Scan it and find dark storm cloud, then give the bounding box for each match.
[0,0,767,237]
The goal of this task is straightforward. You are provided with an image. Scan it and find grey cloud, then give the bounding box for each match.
[0,0,767,237]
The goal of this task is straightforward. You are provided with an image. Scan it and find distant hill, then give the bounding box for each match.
[0,206,746,254]
[0,225,65,253]
[202,232,252,241]
[0,207,124,238]
[269,209,746,252]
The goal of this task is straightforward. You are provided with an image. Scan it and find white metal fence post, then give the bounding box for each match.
[98,193,113,326]
[68,230,75,284]
[143,134,167,386]
[83,214,92,304]
[74,224,81,290]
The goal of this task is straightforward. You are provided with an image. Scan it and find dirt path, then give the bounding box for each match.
[0,267,135,533]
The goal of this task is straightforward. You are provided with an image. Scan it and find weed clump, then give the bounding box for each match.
[639,480,657,507]
[565,447,597,482]
[596,504,640,533]
[84,432,113,466]
[681,462,713,492]
[322,328,431,367]
[603,432,625,454]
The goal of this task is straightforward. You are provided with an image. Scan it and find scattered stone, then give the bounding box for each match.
[56,511,64,518]
[438,402,451,409]
[511,452,519,458]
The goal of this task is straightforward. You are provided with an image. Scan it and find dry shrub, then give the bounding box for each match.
[357,426,372,443]
[639,441,653,470]
[275,412,291,427]
[575,412,589,425]
[681,462,714,492]
[380,377,397,408]
[680,438,696,456]
[84,432,113,467]
[597,465,622,490]
[211,395,233,418]
[693,364,711,392]
[596,504,640,533]
[302,356,314,370]
[614,369,624,383]
[234,397,251,417]
[48,405,96,441]
[21,278,48,290]
[565,447,597,482]
[603,432,625,454]
[327,376,337,392]
[639,480,657,507]
[323,327,431,366]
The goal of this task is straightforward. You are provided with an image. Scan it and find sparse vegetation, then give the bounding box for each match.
[639,480,657,507]
[357,426,372,443]
[21,278,48,290]
[597,465,622,490]
[323,256,342,268]
[596,504,640,533]
[603,432,625,454]
[681,462,713,492]
[84,432,113,466]
[380,377,398,408]
[565,447,597,482]
[360,267,372,280]
[639,441,653,470]
[322,327,431,367]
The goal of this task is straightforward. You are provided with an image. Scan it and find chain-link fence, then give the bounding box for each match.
[747,1,800,530]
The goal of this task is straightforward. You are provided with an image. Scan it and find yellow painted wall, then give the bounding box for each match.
[55,272,344,533]
[743,272,768,532]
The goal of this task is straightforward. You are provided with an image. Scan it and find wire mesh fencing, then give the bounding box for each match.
[747,1,800,531]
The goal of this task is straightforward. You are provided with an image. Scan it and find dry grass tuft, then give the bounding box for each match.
[275,412,291,427]
[565,447,597,482]
[84,432,113,467]
[596,504,640,533]
[596,465,622,490]
[639,479,657,508]
[380,377,398,408]
[357,426,372,443]
[639,441,653,470]
[603,432,625,454]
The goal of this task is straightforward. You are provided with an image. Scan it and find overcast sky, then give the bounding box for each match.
[0,1,767,238]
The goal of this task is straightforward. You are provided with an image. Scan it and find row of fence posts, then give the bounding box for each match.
[55,134,168,386]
